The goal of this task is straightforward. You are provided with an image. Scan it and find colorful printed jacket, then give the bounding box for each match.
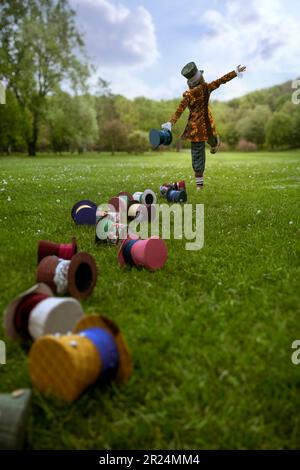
[170,70,237,142]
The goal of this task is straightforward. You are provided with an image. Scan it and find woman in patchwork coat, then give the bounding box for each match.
[162,62,246,190]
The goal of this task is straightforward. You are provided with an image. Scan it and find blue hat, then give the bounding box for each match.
[166,188,187,203]
[71,200,97,225]
[149,129,172,149]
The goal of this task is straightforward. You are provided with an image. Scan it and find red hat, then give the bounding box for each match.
[118,236,168,271]
[38,238,77,263]
[3,283,84,342]
[36,252,98,300]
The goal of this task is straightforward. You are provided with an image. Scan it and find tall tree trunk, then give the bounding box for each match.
[27,113,39,156]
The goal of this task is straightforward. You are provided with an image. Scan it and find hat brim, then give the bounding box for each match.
[73,314,132,384]
[68,252,98,300]
[4,283,53,342]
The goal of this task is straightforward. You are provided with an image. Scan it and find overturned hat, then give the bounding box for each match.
[166,188,187,203]
[0,389,32,450]
[160,181,186,197]
[29,314,132,402]
[108,195,128,215]
[4,283,84,342]
[127,203,156,223]
[96,214,127,244]
[38,237,77,263]
[118,192,134,203]
[118,236,168,271]
[133,189,157,205]
[36,252,98,300]
[149,128,172,149]
[71,199,97,225]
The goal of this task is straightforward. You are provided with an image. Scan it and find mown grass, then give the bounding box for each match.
[0,150,299,449]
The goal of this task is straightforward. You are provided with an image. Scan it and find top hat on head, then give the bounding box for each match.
[36,252,98,300]
[181,62,204,87]
[149,128,172,149]
[38,237,77,263]
[133,189,157,205]
[118,235,168,271]
[0,389,32,450]
[71,199,97,225]
[4,283,84,342]
[29,314,132,402]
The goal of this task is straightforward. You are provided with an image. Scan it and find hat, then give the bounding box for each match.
[118,236,168,271]
[127,203,156,223]
[0,389,32,450]
[36,252,98,300]
[29,314,132,402]
[108,195,128,215]
[95,215,127,244]
[117,192,134,203]
[4,283,84,342]
[159,184,173,197]
[149,129,172,149]
[71,200,97,225]
[133,189,157,205]
[38,237,77,263]
[166,188,187,203]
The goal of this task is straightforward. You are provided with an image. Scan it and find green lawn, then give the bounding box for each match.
[0,150,299,449]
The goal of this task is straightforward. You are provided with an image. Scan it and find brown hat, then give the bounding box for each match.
[36,252,98,300]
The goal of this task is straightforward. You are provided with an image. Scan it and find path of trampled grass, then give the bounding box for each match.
[0,150,299,449]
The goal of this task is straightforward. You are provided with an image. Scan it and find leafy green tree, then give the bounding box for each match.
[265,112,294,149]
[0,89,31,153]
[0,0,88,155]
[236,105,271,146]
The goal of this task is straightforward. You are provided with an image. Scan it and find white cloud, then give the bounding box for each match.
[71,0,159,67]
[193,0,300,100]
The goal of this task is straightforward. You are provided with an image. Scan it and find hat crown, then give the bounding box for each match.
[181,61,198,79]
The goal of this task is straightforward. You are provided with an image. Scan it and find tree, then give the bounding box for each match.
[100,119,128,154]
[265,112,294,149]
[0,0,88,155]
[235,105,271,147]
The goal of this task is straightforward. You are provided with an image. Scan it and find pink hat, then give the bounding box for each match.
[118,236,168,271]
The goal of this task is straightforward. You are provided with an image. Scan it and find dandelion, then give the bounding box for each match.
[256,209,261,215]
[56,199,60,203]
[289,221,293,225]
[7,196,11,202]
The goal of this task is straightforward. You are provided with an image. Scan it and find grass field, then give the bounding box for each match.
[0,150,299,450]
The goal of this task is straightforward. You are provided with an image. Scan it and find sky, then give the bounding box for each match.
[70,0,300,101]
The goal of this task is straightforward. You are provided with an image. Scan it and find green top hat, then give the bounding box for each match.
[181,62,204,80]
[0,389,32,449]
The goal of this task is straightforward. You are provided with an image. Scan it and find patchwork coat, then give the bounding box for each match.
[170,70,237,142]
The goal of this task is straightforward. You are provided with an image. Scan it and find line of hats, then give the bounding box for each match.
[159,180,187,203]
[3,239,132,403]
[71,189,168,271]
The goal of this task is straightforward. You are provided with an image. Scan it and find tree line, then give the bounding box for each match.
[0,0,299,156]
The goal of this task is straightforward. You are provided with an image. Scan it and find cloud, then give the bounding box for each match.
[70,0,159,67]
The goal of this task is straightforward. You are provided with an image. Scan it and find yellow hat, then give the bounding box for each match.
[29,314,132,402]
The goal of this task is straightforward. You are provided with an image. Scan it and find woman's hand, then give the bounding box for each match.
[236,65,246,78]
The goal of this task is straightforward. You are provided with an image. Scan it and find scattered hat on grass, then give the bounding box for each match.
[160,181,186,197]
[0,389,32,450]
[133,189,157,205]
[149,128,172,149]
[36,252,97,300]
[71,199,97,225]
[108,195,128,215]
[95,213,128,245]
[127,203,156,223]
[118,235,168,271]
[4,283,84,342]
[29,314,132,402]
[38,237,77,263]
[166,188,187,203]
[117,191,134,203]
